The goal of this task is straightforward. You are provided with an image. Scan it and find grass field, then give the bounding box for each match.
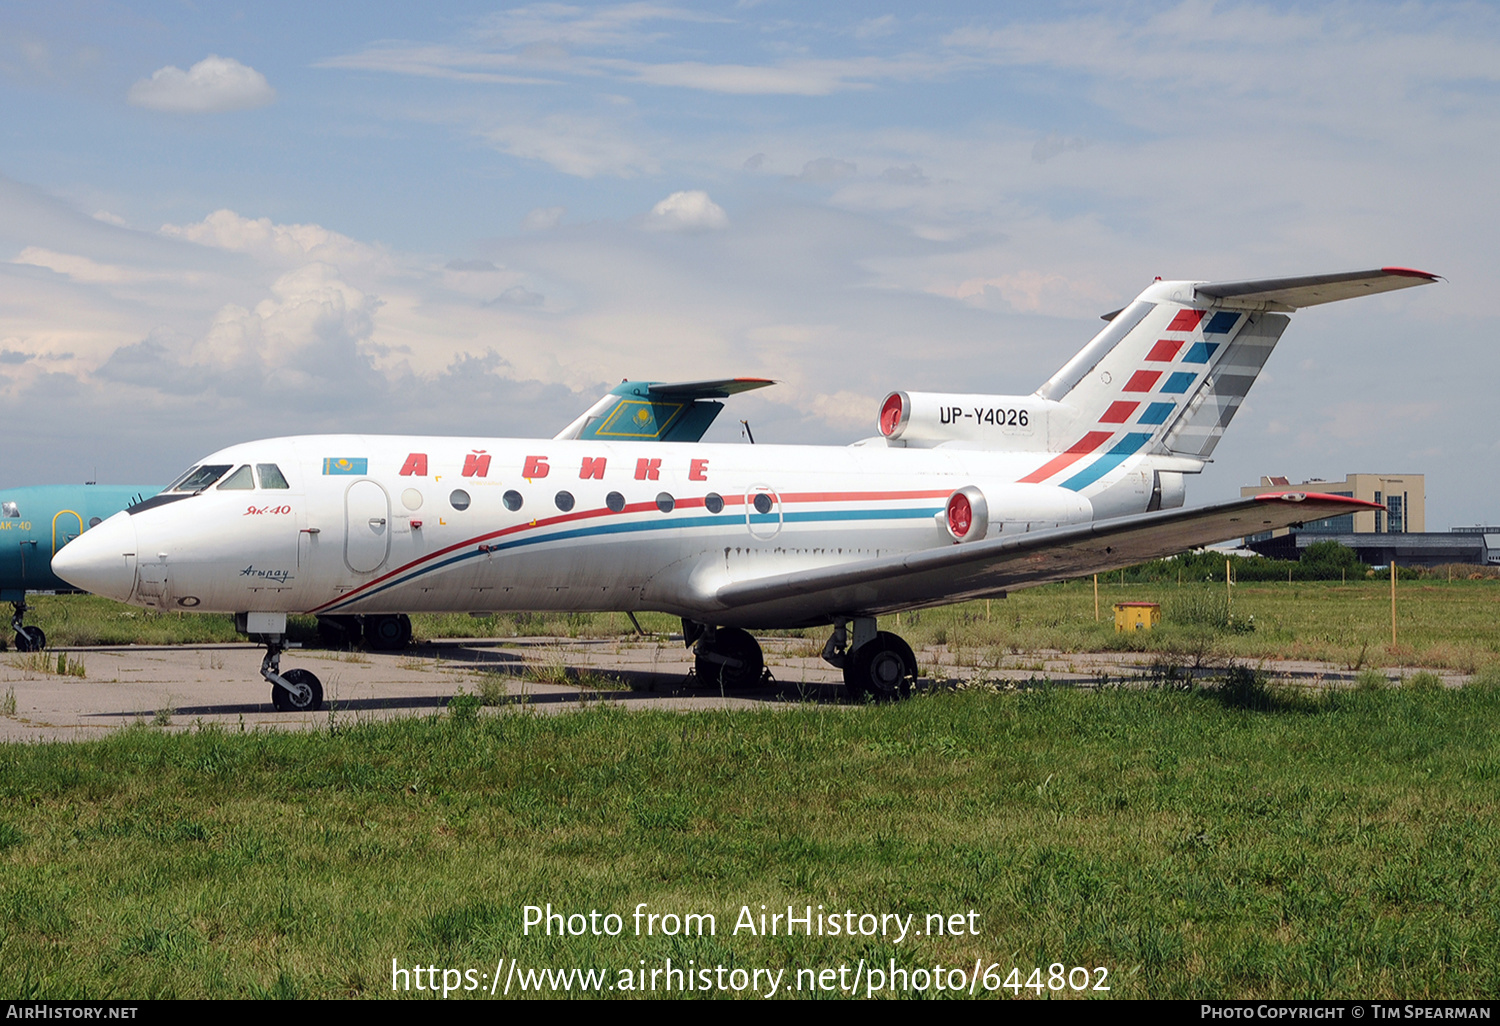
[15,577,1500,675]
[1,679,1498,999]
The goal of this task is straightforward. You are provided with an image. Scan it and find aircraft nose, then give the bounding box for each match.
[52,510,138,602]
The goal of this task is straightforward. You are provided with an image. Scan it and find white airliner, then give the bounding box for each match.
[53,268,1436,710]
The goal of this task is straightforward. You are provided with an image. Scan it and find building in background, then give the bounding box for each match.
[1242,473,1424,537]
[1240,472,1497,567]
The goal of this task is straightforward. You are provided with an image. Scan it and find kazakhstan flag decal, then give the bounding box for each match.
[322,457,368,475]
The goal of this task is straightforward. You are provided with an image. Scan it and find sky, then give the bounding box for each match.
[1,1,1496,528]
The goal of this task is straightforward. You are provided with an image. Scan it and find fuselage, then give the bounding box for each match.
[53,434,1179,628]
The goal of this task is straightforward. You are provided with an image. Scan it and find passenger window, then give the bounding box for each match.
[704,493,723,514]
[503,490,523,512]
[450,489,471,511]
[217,465,255,490]
[257,464,290,489]
[554,491,575,512]
[605,491,625,513]
[656,492,675,513]
[753,493,773,515]
[172,465,233,492]
[1,501,17,518]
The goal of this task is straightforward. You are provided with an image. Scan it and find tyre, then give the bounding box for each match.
[694,627,765,689]
[270,667,324,712]
[843,631,916,701]
[364,614,412,650]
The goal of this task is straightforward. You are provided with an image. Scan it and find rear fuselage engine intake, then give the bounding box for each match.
[878,390,1051,448]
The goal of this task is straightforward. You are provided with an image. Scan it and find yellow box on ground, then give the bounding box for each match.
[1114,602,1161,632]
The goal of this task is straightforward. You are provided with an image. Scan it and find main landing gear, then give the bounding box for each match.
[683,620,766,688]
[822,618,918,701]
[11,600,45,653]
[315,613,413,651]
[681,616,920,699]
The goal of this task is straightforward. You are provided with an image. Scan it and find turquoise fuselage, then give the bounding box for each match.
[0,485,156,601]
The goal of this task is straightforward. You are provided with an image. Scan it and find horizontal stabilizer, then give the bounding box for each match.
[554,378,776,443]
[1194,267,1439,311]
[712,493,1378,623]
[646,378,775,399]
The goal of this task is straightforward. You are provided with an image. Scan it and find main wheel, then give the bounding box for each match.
[694,627,765,689]
[844,631,917,701]
[14,627,45,652]
[364,614,412,650]
[317,615,361,648]
[270,668,324,712]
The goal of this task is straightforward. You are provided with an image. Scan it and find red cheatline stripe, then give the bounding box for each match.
[1167,309,1205,332]
[1145,339,1184,362]
[1123,370,1162,392]
[1018,431,1113,484]
[1099,401,1139,424]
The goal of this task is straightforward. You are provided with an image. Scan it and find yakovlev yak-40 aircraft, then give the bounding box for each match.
[53,268,1437,710]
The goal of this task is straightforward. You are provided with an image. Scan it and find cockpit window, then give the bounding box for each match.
[170,465,233,492]
[163,466,199,492]
[256,464,290,489]
[1,501,17,518]
[217,465,255,490]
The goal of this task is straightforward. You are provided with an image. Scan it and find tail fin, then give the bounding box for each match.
[1035,267,1437,464]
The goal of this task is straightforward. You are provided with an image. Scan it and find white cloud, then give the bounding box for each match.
[1032,135,1088,163]
[522,206,566,231]
[160,209,376,268]
[477,114,659,178]
[127,56,275,114]
[620,59,877,96]
[794,158,857,183]
[14,247,155,285]
[645,190,728,231]
[187,263,375,386]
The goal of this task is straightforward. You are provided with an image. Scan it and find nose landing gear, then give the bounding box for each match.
[11,601,45,652]
[262,638,324,712]
[238,613,324,712]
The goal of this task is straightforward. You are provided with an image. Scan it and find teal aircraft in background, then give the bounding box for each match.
[0,484,154,650]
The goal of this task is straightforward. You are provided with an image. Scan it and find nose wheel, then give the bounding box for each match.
[260,637,324,711]
[11,601,45,652]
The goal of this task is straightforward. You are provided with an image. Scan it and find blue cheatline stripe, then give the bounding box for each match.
[1059,432,1153,492]
[1183,341,1219,363]
[324,504,944,610]
[1138,401,1175,425]
[1160,371,1197,394]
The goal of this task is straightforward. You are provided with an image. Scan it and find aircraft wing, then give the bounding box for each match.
[711,493,1378,624]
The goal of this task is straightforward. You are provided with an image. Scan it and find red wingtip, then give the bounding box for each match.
[1254,491,1384,510]
[1380,266,1440,281]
